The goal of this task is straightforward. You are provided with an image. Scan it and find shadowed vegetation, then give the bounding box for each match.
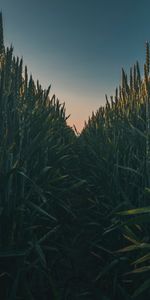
[1,12,150,299]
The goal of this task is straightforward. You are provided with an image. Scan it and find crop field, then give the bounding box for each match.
[1,12,150,299]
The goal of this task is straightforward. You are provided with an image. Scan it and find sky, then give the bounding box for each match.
[1,0,150,131]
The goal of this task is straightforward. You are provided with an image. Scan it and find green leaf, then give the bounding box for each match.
[132,253,150,266]
[38,225,60,244]
[128,266,150,274]
[35,243,46,268]
[117,206,150,215]
[114,165,142,176]
[0,250,26,258]
[95,259,119,281]
[129,123,146,139]
[132,278,150,298]
[28,201,57,222]
[117,243,150,253]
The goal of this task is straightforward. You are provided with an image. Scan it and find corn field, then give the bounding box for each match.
[1,12,150,300]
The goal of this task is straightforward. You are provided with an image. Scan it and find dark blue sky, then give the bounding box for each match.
[1,0,150,130]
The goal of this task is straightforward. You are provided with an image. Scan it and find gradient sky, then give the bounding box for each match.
[1,0,150,131]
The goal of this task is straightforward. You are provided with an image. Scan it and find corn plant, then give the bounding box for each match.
[0,12,83,299]
[114,199,150,299]
[77,40,150,299]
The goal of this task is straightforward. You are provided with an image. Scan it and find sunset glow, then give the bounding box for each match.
[1,0,150,131]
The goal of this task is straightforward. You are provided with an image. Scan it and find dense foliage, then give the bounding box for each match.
[1,12,150,299]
